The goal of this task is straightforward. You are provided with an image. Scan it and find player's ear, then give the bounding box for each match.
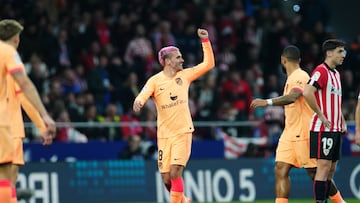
[281,56,286,65]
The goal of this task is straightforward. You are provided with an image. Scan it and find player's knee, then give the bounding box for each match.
[274,163,289,178]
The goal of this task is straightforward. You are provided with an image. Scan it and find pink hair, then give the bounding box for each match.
[158,46,178,66]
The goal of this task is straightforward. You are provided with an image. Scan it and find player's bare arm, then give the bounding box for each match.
[20,94,53,145]
[303,84,331,129]
[11,70,56,136]
[250,88,302,109]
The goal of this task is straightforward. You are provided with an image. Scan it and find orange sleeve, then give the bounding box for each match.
[135,76,155,105]
[185,39,215,82]
[19,93,47,134]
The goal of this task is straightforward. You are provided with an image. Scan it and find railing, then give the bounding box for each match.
[23,120,263,128]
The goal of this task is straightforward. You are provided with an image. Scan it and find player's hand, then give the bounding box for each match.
[133,100,143,112]
[318,113,331,129]
[250,99,267,109]
[42,114,56,137]
[41,132,53,146]
[197,28,208,39]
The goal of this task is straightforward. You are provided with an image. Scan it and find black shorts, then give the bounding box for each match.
[310,131,342,161]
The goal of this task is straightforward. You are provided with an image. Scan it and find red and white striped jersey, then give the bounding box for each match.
[307,63,343,132]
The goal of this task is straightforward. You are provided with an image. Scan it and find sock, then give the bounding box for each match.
[276,198,288,203]
[171,191,183,203]
[314,180,327,203]
[0,180,12,203]
[170,177,184,203]
[326,180,331,199]
[329,191,345,203]
[11,187,16,203]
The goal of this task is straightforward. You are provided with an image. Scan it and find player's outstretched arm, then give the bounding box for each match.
[250,89,302,109]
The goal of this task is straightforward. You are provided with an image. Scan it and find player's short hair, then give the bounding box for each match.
[158,46,179,66]
[0,19,24,41]
[282,45,300,62]
[322,39,345,53]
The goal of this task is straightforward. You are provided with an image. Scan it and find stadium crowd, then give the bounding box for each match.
[1,0,359,146]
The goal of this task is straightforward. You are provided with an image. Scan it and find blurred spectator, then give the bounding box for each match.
[87,55,113,113]
[60,68,86,95]
[124,24,155,78]
[66,93,85,122]
[121,108,143,141]
[55,110,88,143]
[80,40,101,75]
[56,29,73,69]
[79,104,103,140]
[97,103,122,141]
[152,20,176,51]
[93,9,110,46]
[140,107,157,141]
[118,134,145,160]
[220,70,252,121]
[119,72,140,112]
[263,92,284,147]
[25,53,49,94]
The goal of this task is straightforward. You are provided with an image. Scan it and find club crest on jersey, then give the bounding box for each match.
[175,78,183,86]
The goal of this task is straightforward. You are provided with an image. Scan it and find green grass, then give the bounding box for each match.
[125,199,359,203]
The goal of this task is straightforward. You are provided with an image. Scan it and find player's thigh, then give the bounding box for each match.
[157,137,171,173]
[310,132,342,160]
[0,126,14,179]
[170,133,192,167]
[276,139,298,167]
[12,138,24,166]
[0,127,14,165]
[294,139,316,168]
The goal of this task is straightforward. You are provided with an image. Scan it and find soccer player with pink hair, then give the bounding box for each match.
[133,28,214,203]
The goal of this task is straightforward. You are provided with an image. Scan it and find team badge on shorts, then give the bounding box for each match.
[158,161,163,169]
[323,148,330,156]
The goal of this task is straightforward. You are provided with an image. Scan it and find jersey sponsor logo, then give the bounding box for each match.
[330,85,341,95]
[175,78,183,86]
[160,99,187,110]
[160,88,165,91]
